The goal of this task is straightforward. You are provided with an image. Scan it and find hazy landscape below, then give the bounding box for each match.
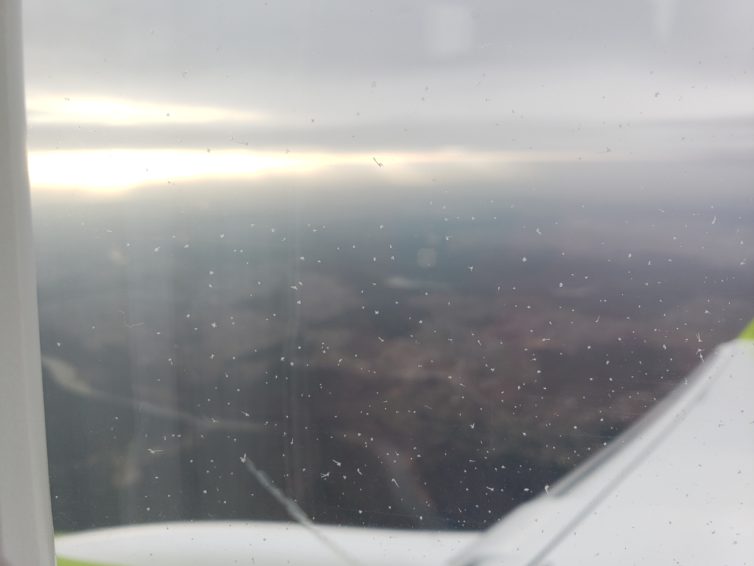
[33,169,754,532]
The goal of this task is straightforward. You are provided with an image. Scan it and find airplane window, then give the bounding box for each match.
[22,0,753,563]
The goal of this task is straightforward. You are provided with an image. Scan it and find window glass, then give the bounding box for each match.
[25,0,754,544]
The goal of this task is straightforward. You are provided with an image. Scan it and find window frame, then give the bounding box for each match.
[0,0,56,562]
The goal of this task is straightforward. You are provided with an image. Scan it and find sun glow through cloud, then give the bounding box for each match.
[26,95,269,126]
[26,148,511,192]
[25,147,612,194]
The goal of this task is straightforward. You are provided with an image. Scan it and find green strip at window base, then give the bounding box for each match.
[58,557,119,566]
[739,318,754,341]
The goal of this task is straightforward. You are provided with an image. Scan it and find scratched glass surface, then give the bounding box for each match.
[25,0,754,534]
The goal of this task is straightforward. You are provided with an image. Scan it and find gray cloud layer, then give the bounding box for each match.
[21,0,754,191]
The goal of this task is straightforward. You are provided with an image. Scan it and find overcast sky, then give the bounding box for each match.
[20,0,754,192]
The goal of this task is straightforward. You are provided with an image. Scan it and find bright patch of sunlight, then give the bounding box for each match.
[26,95,268,127]
[28,147,586,193]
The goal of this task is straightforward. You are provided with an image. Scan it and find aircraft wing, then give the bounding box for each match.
[55,334,754,566]
[450,335,754,566]
[55,521,475,566]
